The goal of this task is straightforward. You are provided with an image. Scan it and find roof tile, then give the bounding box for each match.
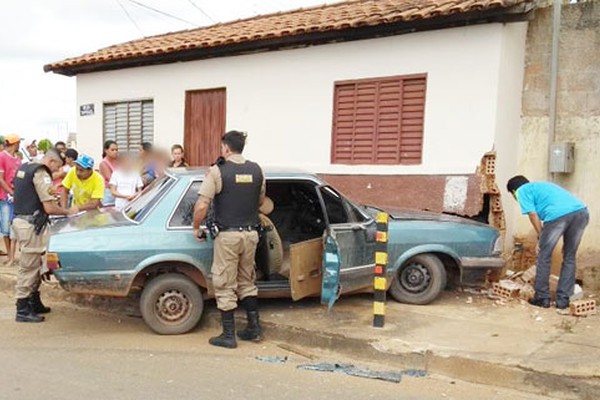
[45,0,532,74]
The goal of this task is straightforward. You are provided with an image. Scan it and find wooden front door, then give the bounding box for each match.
[184,88,226,166]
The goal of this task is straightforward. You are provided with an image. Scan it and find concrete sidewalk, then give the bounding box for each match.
[1,264,598,399]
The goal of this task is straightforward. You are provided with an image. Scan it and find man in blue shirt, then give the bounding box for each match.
[507,175,589,312]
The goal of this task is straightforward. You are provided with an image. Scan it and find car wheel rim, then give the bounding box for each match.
[399,262,431,294]
[155,289,191,324]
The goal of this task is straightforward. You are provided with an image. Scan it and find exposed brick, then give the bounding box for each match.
[493,280,521,299]
[569,299,597,317]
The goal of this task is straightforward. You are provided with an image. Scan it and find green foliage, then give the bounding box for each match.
[37,139,53,152]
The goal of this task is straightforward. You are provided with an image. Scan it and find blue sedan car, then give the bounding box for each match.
[48,168,504,334]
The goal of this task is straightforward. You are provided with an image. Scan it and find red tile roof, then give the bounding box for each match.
[45,0,533,75]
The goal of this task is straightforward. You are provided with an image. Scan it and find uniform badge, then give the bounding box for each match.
[235,174,253,183]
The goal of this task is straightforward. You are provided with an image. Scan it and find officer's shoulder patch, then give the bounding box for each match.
[16,170,25,179]
[235,174,253,184]
[43,177,52,184]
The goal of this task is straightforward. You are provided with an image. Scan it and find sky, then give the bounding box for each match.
[0,0,327,144]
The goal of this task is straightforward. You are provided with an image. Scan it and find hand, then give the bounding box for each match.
[194,228,207,243]
[67,206,79,216]
[41,271,52,282]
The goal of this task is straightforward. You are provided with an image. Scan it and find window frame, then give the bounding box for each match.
[167,179,204,230]
[103,98,154,153]
[330,73,427,166]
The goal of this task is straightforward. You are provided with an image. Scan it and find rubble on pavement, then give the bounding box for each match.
[487,265,597,317]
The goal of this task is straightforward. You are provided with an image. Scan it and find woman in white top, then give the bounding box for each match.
[109,153,143,211]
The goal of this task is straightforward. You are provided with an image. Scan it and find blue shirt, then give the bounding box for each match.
[516,182,586,223]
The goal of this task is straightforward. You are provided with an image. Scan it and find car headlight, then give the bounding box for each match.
[492,236,503,254]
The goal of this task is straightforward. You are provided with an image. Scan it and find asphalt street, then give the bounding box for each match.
[0,291,554,400]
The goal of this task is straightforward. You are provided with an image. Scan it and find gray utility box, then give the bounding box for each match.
[549,142,575,173]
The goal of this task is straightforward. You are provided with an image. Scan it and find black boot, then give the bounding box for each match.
[30,291,51,314]
[238,296,262,342]
[209,310,237,349]
[16,297,45,323]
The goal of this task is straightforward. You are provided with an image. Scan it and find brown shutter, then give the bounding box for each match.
[331,74,426,165]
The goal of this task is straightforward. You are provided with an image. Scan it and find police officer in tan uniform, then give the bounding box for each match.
[193,131,265,349]
[13,150,76,322]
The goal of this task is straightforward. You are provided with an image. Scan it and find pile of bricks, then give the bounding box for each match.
[492,265,537,301]
[492,265,598,316]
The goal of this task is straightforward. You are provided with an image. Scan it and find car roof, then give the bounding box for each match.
[166,166,322,181]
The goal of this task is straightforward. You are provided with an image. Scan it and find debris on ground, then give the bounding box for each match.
[255,356,288,364]
[296,362,425,383]
[490,265,593,317]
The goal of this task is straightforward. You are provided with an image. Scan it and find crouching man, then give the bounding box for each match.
[13,150,76,322]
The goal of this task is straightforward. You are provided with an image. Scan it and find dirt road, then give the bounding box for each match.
[0,291,554,400]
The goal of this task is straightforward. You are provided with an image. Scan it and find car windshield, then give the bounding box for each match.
[124,175,175,222]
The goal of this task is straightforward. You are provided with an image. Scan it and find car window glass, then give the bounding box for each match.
[320,186,369,224]
[124,176,175,222]
[347,201,369,223]
[170,181,203,227]
[320,186,350,224]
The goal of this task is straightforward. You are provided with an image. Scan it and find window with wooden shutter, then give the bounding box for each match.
[103,100,154,152]
[331,74,426,165]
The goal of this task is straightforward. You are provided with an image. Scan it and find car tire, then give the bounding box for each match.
[389,254,447,305]
[140,273,204,335]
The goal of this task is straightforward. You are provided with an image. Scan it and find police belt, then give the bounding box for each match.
[220,225,259,232]
[14,215,35,223]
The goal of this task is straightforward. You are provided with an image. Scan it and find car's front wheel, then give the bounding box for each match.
[389,254,447,305]
[140,273,204,335]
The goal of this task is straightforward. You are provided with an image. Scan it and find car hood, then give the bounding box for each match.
[364,206,488,227]
[50,208,134,235]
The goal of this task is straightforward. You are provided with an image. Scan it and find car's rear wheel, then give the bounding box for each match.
[140,273,204,335]
[389,254,446,305]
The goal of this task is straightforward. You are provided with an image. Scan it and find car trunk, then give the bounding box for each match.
[50,208,135,235]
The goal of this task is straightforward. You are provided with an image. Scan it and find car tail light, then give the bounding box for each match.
[46,253,60,271]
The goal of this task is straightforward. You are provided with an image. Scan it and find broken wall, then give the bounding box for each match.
[519,1,600,272]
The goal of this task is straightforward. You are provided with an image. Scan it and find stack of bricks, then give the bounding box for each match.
[479,152,506,234]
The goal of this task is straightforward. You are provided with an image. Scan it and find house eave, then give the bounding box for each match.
[45,6,534,77]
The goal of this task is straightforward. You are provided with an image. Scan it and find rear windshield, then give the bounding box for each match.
[124,175,175,222]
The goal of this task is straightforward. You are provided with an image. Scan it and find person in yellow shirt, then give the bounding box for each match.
[60,154,105,211]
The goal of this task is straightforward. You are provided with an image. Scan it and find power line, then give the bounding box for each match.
[116,0,145,37]
[186,0,216,24]
[126,0,198,27]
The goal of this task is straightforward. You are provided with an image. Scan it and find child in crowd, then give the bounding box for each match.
[52,148,78,196]
[109,153,143,211]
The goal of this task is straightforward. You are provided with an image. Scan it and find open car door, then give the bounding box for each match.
[289,238,323,301]
[316,185,376,310]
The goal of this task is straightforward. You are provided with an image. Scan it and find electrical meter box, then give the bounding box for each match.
[549,143,575,173]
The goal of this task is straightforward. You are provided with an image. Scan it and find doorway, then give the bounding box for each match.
[184,88,226,166]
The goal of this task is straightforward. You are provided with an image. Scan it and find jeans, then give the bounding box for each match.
[535,208,589,307]
[0,200,14,237]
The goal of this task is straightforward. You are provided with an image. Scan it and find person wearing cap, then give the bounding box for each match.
[0,134,23,265]
[60,154,105,211]
[12,150,77,322]
[193,130,265,349]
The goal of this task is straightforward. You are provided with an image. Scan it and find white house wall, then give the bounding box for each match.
[75,22,525,179]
